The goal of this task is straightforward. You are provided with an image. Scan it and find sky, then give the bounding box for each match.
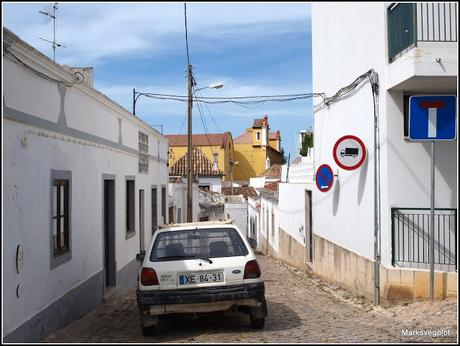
[3,2,313,160]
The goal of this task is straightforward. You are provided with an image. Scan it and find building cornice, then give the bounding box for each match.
[3,27,164,140]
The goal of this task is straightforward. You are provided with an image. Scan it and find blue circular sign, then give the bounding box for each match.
[315,164,334,192]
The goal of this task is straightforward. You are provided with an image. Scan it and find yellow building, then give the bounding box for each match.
[165,132,234,181]
[232,115,283,181]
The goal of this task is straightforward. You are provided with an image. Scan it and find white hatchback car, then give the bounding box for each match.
[136,221,267,336]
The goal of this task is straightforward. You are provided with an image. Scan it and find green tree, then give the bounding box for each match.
[299,131,313,156]
[280,147,287,164]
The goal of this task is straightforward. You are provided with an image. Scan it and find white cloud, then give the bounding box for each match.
[3,2,310,65]
[3,2,312,155]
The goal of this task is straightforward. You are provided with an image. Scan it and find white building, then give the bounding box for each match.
[281,149,315,184]
[168,178,200,224]
[257,182,280,256]
[248,194,261,249]
[3,28,169,341]
[224,196,249,239]
[312,3,457,305]
[253,152,315,268]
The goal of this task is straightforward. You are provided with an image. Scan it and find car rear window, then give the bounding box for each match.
[150,227,249,262]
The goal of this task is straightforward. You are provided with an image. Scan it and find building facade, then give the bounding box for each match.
[311,3,457,305]
[168,146,224,193]
[168,178,200,224]
[3,28,169,341]
[233,115,283,181]
[166,133,234,181]
[250,152,315,269]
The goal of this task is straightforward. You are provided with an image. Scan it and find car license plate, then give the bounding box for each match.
[179,271,224,285]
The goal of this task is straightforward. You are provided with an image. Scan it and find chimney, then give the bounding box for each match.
[261,115,269,146]
[265,157,271,169]
[212,152,219,172]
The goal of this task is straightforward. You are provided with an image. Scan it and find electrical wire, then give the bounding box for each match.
[194,88,218,156]
[132,92,324,107]
[178,114,187,135]
[322,70,373,106]
[134,92,323,100]
[4,47,84,87]
[196,89,222,134]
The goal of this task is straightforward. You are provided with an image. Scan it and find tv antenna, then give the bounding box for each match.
[39,2,65,61]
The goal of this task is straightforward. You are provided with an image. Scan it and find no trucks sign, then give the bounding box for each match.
[333,135,366,171]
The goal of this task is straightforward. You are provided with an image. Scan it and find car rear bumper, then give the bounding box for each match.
[137,282,265,307]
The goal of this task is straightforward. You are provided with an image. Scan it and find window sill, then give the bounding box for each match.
[126,230,136,240]
[53,248,70,257]
[50,250,72,270]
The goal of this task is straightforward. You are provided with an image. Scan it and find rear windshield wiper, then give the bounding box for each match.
[155,255,213,263]
[155,255,193,261]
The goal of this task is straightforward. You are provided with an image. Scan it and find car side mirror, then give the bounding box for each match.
[136,250,146,262]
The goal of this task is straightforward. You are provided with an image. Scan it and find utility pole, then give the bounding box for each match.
[187,64,194,222]
[430,141,435,302]
[53,3,56,61]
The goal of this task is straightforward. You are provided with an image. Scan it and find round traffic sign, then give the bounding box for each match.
[315,164,334,192]
[333,135,366,170]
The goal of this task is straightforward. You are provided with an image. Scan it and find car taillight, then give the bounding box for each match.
[244,260,261,279]
[140,267,159,286]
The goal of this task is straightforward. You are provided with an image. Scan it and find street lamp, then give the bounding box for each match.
[132,88,144,116]
[186,64,223,222]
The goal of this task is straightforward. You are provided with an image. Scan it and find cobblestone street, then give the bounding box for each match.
[43,254,457,343]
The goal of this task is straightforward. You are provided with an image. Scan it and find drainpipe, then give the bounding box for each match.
[369,70,381,306]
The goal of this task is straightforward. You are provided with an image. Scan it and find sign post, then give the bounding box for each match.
[408,95,456,302]
[430,141,435,302]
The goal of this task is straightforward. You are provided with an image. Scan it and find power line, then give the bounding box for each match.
[321,70,373,106]
[194,88,218,155]
[134,92,322,100]
[196,89,222,134]
[3,47,84,87]
[131,92,323,107]
[178,113,187,135]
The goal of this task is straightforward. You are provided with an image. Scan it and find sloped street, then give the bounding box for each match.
[43,254,457,343]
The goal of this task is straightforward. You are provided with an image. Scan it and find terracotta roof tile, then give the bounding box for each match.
[292,156,302,164]
[257,164,282,178]
[169,147,224,176]
[264,180,281,191]
[252,115,268,128]
[234,131,252,144]
[166,133,229,148]
[234,130,280,145]
[269,131,280,140]
[221,186,258,199]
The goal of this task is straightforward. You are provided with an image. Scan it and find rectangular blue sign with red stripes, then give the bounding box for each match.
[408,95,457,141]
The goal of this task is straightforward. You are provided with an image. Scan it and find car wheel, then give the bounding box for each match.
[250,316,265,329]
[249,300,266,329]
[141,324,156,336]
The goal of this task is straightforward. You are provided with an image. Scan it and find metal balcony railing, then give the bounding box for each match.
[391,208,457,270]
[388,2,458,62]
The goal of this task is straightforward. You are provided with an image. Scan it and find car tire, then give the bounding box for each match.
[141,324,156,336]
[250,316,265,329]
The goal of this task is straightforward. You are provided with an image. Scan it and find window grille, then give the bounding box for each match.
[139,131,149,174]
